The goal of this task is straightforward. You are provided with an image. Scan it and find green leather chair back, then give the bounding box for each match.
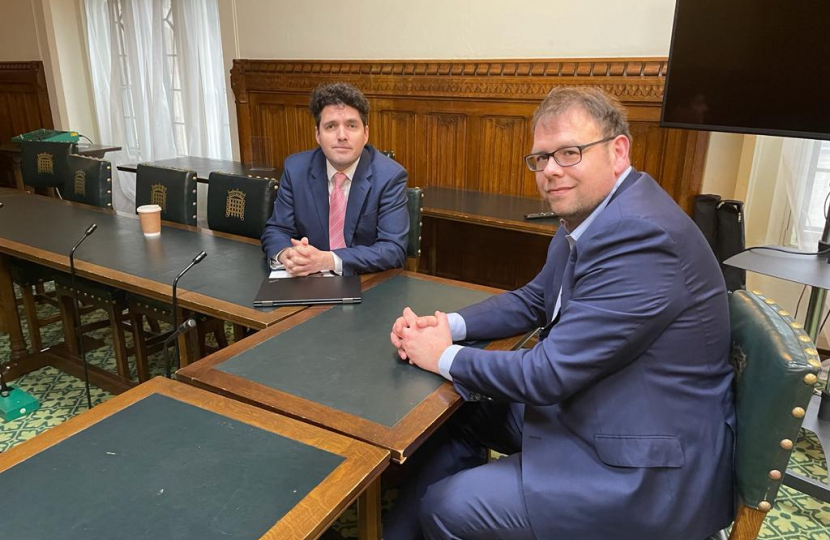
[379,149,396,161]
[135,164,197,226]
[406,187,423,260]
[206,171,278,239]
[63,155,113,208]
[20,141,77,189]
[726,289,820,538]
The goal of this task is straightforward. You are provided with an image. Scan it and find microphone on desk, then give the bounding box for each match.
[169,251,207,376]
[164,318,197,378]
[69,223,98,409]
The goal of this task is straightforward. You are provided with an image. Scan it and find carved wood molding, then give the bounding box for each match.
[232,58,668,103]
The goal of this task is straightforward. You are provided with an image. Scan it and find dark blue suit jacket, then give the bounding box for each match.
[452,170,736,539]
[261,145,409,275]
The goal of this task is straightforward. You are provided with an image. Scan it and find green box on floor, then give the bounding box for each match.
[0,387,40,422]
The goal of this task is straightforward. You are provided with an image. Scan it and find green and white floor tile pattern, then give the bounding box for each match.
[1,286,829,539]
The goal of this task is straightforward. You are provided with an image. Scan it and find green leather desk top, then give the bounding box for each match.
[0,393,343,540]
[217,275,493,427]
[0,191,271,316]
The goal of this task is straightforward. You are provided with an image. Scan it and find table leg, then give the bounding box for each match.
[358,478,382,540]
[0,254,28,362]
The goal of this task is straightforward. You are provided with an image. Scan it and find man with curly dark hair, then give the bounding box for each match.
[261,82,409,276]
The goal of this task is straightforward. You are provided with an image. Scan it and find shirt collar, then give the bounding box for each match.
[563,165,632,247]
[325,157,361,184]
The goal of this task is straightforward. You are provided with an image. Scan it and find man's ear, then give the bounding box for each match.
[314,126,321,146]
[612,135,631,175]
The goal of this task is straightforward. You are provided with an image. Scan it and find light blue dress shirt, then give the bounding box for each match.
[437,166,632,381]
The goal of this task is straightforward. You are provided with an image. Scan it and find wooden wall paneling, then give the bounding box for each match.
[0,62,54,188]
[0,62,53,141]
[478,115,533,195]
[424,112,468,190]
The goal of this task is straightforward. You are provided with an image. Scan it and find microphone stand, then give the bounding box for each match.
[164,318,197,378]
[169,251,206,376]
[69,223,97,409]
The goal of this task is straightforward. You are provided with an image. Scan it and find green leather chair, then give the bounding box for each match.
[63,155,113,208]
[406,186,423,271]
[206,171,278,239]
[19,140,76,195]
[720,289,820,539]
[135,163,197,226]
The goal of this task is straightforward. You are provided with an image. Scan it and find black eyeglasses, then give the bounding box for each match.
[523,136,616,172]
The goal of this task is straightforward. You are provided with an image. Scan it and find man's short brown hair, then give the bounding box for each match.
[310,83,370,127]
[532,87,631,140]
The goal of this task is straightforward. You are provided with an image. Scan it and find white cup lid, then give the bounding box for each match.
[137,204,162,213]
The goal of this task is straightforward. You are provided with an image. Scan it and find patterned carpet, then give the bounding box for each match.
[1,286,830,538]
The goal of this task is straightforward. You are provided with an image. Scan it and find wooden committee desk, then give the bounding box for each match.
[178,270,523,464]
[118,156,282,183]
[420,187,557,290]
[0,378,389,540]
[0,143,122,191]
[0,189,303,389]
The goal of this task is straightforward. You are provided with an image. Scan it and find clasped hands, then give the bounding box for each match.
[390,307,452,374]
[279,237,335,276]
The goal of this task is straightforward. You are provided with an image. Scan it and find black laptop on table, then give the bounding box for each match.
[253,274,362,307]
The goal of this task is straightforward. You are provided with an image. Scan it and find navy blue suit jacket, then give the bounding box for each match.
[261,145,409,275]
[452,170,736,539]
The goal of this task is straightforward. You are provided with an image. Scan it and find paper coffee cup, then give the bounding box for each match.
[137,204,162,237]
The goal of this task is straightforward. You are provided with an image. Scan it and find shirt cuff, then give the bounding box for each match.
[271,250,286,270]
[438,344,464,382]
[332,252,343,275]
[447,312,467,342]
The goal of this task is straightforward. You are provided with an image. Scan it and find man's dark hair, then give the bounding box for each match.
[309,83,370,127]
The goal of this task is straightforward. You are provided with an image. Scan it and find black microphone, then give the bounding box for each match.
[164,318,197,378]
[0,202,4,209]
[169,251,206,374]
[69,223,97,408]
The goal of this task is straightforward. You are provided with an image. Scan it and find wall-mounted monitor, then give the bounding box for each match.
[661,0,830,141]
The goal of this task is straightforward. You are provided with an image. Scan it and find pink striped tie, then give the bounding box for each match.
[328,172,347,250]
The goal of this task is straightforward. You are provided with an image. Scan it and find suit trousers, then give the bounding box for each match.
[384,401,538,540]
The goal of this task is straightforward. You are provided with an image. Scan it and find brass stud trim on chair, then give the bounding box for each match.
[805,348,819,356]
[768,469,782,480]
[791,321,803,329]
[780,439,793,450]
[804,373,818,385]
[752,289,763,295]
[798,335,811,343]
[778,309,790,316]
[758,501,772,512]
[792,407,806,419]
[808,358,822,369]
[764,298,776,305]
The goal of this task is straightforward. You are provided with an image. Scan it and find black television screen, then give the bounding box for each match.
[661,0,830,141]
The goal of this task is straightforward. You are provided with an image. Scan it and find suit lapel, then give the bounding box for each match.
[343,147,372,246]
[546,229,571,321]
[309,150,330,242]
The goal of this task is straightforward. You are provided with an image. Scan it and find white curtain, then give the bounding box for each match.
[84,0,231,214]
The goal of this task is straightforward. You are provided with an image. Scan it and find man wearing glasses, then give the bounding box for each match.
[387,87,735,540]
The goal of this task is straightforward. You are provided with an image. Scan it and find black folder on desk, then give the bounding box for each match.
[253,274,362,307]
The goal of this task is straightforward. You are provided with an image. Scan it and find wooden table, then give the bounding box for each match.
[0,378,389,540]
[0,189,303,388]
[0,143,121,190]
[178,269,523,464]
[118,156,282,183]
[420,187,557,290]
